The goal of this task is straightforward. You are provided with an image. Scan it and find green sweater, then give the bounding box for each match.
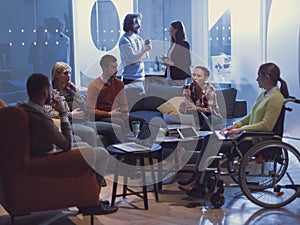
[235,88,284,132]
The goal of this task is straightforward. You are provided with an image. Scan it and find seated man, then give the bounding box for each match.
[18,73,118,215]
[87,54,130,140]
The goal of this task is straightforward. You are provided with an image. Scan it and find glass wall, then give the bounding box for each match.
[208,1,232,83]
[1,0,299,138]
[0,0,73,105]
[136,0,192,72]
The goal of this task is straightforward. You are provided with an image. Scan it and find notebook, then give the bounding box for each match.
[177,126,199,140]
[163,114,196,128]
[112,123,160,152]
[200,112,236,140]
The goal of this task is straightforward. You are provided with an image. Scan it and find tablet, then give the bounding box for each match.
[177,126,199,139]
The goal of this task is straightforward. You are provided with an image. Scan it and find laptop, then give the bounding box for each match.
[177,126,199,140]
[112,123,160,152]
[163,114,196,129]
[200,112,236,140]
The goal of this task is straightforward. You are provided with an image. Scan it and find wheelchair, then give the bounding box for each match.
[197,97,300,208]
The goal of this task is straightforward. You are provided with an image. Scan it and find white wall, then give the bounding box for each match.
[224,0,300,137]
[72,0,133,85]
[267,0,300,137]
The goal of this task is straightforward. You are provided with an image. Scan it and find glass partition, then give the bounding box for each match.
[0,0,73,105]
[208,1,232,83]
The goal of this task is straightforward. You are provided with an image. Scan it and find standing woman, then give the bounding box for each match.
[162,21,191,86]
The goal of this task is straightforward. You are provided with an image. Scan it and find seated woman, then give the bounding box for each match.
[45,62,123,147]
[179,66,223,130]
[178,62,289,194]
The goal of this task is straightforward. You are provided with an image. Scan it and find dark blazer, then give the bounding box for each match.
[164,40,191,80]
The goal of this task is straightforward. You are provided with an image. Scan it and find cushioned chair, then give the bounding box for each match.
[0,107,100,222]
[0,98,7,108]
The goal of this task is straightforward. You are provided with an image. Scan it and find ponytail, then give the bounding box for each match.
[278,77,289,98]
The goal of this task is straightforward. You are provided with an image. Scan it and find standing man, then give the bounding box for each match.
[87,54,130,139]
[18,73,118,215]
[119,13,151,85]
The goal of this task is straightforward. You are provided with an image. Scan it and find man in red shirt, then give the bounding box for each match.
[87,54,130,137]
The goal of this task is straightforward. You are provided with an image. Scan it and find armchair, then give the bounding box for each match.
[0,107,100,221]
[0,98,6,108]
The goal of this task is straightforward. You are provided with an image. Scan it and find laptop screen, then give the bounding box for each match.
[135,123,160,147]
[177,127,198,139]
[200,112,215,132]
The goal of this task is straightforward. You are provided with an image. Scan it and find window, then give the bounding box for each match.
[0,0,73,105]
[208,1,232,82]
[137,0,192,72]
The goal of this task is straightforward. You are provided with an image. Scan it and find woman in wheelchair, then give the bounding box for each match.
[178,62,290,196]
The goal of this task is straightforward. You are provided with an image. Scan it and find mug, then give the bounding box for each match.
[131,121,141,135]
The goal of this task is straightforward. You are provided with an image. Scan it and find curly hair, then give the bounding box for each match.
[123,13,142,32]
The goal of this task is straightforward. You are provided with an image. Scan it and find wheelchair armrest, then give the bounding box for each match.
[235,131,281,143]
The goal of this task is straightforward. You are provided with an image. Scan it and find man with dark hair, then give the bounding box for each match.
[87,55,130,138]
[119,13,151,85]
[18,73,118,215]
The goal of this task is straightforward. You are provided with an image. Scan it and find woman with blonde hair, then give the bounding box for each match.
[47,62,123,147]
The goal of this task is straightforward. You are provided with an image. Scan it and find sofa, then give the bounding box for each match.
[124,82,247,127]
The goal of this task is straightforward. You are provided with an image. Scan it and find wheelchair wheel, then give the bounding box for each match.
[238,140,300,208]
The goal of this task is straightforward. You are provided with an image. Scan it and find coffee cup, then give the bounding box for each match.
[131,121,141,135]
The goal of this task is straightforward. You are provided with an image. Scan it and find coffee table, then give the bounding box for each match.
[106,143,162,210]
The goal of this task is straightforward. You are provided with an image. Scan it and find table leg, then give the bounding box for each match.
[111,156,120,206]
[148,153,159,201]
[139,156,148,210]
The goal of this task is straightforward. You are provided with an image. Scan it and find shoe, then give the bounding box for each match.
[255,155,264,163]
[186,187,204,198]
[100,178,107,187]
[79,204,118,215]
[96,174,107,187]
[178,180,197,192]
[178,176,195,185]
[101,200,110,207]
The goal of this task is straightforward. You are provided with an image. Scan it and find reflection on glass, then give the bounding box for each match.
[90,0,120,51]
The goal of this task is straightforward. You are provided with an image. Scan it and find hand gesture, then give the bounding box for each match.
[71,108,84,120]
[184,101,197,110]
[50,98,67,115]
[64,81,77,92]
[110,108,122,117]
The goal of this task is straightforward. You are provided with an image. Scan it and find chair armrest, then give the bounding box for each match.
[232,100,247,117]
[235,131,281,143]
[25,146,94,177]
